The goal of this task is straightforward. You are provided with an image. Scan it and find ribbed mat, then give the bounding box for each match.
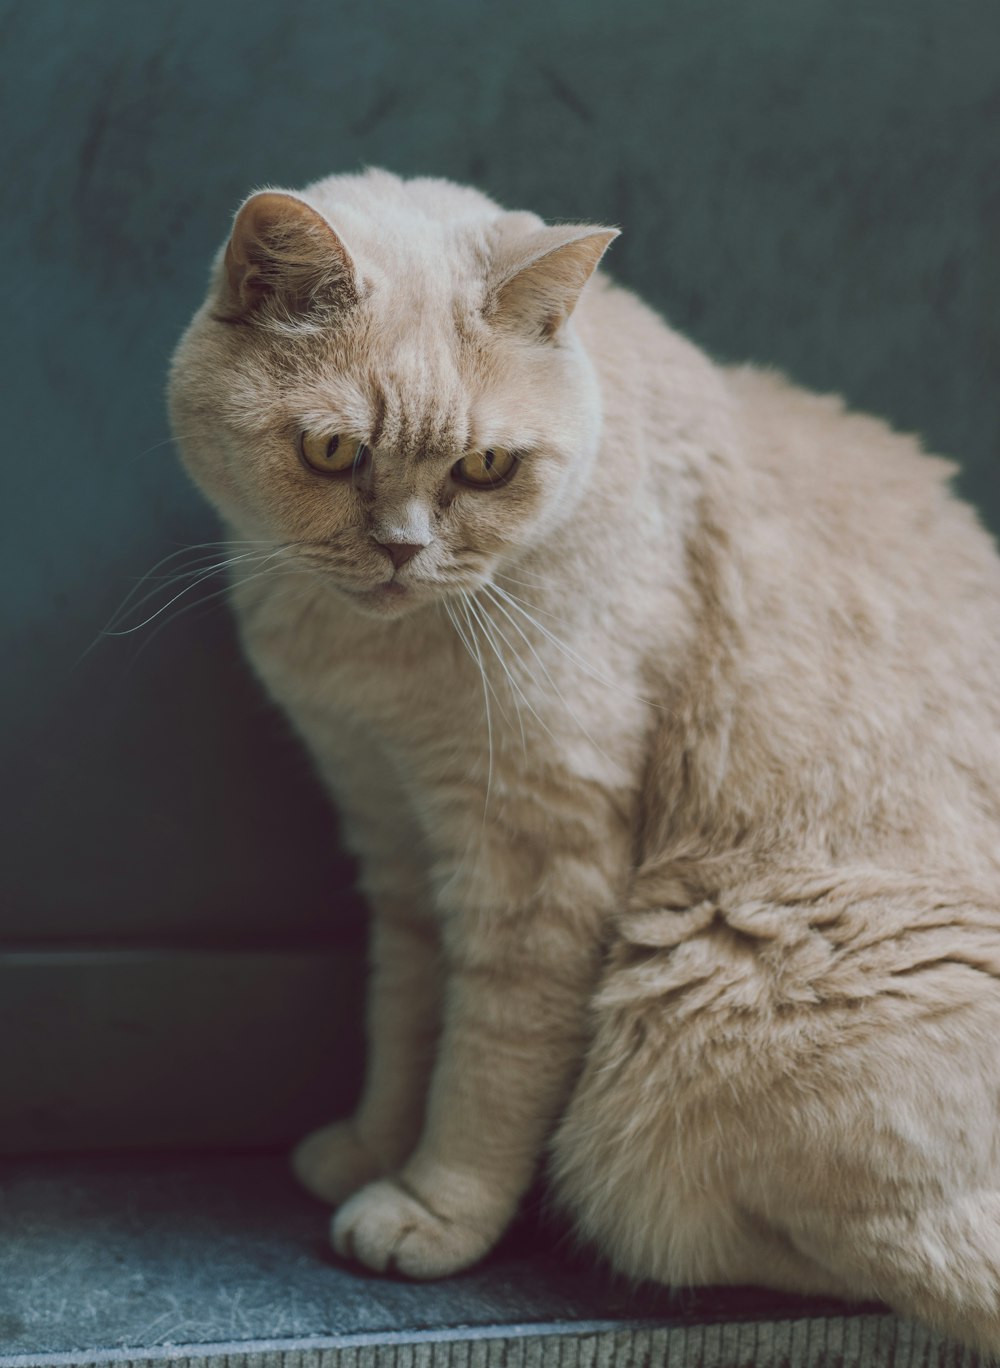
[1,1317,987,1368]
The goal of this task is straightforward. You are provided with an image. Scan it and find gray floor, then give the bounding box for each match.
[0,1153,987,1367]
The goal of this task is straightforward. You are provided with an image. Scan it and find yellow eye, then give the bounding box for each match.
[451,447,517,489]
[300,432,369,475]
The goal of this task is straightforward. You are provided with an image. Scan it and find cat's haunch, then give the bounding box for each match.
[170,168,1000,1355]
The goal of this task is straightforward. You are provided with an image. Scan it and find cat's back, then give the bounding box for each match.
[701,364,1000,874]
[574,283,1000,874]
[726,364,1000,650]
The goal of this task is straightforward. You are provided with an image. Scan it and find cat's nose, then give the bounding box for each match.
[376,540,425,570]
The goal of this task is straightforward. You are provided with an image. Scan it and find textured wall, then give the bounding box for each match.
[2,0,997,1144]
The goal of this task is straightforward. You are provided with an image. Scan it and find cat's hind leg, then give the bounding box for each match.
[785,1191,1000,1355]
[550,879,1000,1354]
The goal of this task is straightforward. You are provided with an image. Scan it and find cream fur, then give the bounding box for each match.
[169,169,1000,1354]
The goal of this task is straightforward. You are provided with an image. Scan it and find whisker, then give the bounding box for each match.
[124,431,200,463]
[458,591,494,816]
[103,545,281,634]
[124,560,317,667]
[493,564,553,589]
[494,575,575,625]
[481,585,618,767]
[101,547,286,638]
[102,539,277,623]
[450,594,507,721]
[490,582,666,713]
[468,595,564,753]
[463,591,527,755]
[442,600,481,678]
[73,542,277,670]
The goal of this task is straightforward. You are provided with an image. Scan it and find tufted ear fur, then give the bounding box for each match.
[217,191,359,323]
[488,223,619,341]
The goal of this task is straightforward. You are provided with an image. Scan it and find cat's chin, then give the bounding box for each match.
[340,581,426,620]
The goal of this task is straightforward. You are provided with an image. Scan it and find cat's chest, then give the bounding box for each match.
[236,578,462,736]
[232,572,644,793]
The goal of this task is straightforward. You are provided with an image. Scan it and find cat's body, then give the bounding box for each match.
[170,170,1000,1353]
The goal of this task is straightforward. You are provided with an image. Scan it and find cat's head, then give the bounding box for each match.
[169,169,616,618]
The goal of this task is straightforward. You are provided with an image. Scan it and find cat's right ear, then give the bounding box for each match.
[215,191,359,323]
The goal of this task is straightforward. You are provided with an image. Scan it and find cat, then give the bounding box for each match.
[169,168,1000,1355]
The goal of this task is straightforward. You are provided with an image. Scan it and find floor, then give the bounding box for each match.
[0,1152,981,1367]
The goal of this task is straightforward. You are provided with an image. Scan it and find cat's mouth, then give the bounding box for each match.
[340,572,487,618]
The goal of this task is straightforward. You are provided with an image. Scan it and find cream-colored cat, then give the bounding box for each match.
[169,169,1000,1354]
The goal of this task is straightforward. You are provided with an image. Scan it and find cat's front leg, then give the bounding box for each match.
[288,720,443,1208]
[294,888,442,1205]
[331,830,623,1278]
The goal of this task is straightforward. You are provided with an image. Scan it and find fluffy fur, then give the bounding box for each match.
[169,169,1000,1354]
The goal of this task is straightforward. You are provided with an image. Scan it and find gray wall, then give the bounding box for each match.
[2,0,998,1149]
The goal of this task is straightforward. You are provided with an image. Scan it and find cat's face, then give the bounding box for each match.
[169,171,616,618]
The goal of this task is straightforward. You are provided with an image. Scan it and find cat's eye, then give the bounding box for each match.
[451,448,518,489]
[300,431,370,476]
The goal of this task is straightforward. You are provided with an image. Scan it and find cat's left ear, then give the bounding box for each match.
[218,191,359,322]
[488,223,619,341]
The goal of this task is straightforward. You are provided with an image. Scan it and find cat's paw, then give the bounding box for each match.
[331,1175,501,1278]
[291,1121,384,1206]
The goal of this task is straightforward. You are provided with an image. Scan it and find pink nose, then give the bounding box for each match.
[376,541,424,570]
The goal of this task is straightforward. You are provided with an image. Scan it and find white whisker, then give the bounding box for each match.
[104,546,281,635]
[490,582,665,712]
[457,591,494,816]
[478,600,567,751]
[125,432,195,463]
[482,585,618,766]
[493,564,553,590]
[101,548,286,639]
[442,600,482,679]
[123,559,315,666]
[100,539,277,627]
[463,591,527,756]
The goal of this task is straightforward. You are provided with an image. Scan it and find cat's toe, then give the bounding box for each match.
[331,1176,498,1279]
[291,1120,383,1205]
